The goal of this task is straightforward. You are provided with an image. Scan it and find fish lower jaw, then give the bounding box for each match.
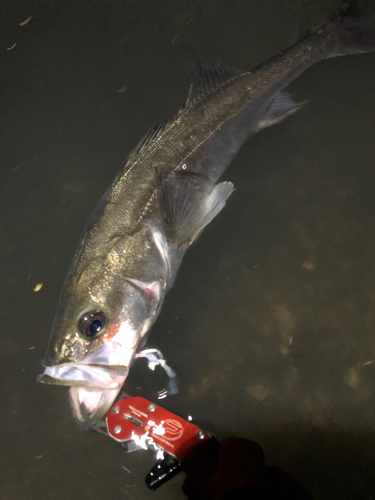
[69,385,124,424]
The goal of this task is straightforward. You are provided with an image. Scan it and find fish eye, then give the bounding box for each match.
[78,310,107,339]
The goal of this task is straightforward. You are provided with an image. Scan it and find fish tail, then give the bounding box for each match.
[321,1,375,57]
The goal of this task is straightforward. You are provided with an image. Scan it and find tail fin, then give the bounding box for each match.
[320,1,375,56]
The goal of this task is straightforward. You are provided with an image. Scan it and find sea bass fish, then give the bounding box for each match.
[38,10,375,424]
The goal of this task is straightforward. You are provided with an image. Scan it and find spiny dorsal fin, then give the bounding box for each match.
[123,120,172,170]
[185,63,246,107]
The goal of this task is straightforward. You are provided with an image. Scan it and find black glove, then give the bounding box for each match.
[181,437,312,500]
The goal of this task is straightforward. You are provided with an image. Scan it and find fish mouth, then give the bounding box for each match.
[37,363,128,389]
[38,332,133,390]
[38,326,138,424]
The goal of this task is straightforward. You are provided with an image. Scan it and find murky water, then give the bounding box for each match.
[1,1,375,498]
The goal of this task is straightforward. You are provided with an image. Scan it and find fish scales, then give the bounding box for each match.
[38,8,375,425]
[86,32,323,245]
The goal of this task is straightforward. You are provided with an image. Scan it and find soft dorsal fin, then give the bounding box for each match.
[185,63,246,107]
[257,91,306,129]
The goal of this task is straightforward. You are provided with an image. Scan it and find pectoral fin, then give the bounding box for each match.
[156,171,234,245]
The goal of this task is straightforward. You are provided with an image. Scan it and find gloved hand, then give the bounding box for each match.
[181,437,312,500]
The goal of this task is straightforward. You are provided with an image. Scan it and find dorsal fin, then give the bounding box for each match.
[123,120,172,170]
[185,63,246,107]
[122,63,246,169]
